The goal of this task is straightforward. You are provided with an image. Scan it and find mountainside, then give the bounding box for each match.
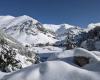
[0,15,84,46]
[0,15,88,47]
[0,15,100,80]
[43,24,74,33]
[0,15,100,57]
[0,15,58,46]
[0,29,39,72]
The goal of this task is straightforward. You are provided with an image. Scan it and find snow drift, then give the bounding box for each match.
[2,60,100,80]
[1,48,100,80]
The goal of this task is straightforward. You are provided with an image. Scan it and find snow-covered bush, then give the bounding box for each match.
[0,39,22,72]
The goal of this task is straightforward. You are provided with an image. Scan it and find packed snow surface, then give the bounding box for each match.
[2,61,100,80]
[1,48,100,80]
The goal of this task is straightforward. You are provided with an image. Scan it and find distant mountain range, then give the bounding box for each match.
[0,15,99,50]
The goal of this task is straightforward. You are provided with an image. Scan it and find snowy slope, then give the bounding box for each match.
[0,15,58,46]
[0,15,99,48]
[43,24,61,32]
[2,60,100,80]
[0,29,38,72]
[1,48,100,80]
[0,15,86,47]
[0,15,15,27]
[43,24,74,32]
[0,15,37,29]
[85,22,100,31]
[43,23,83,41]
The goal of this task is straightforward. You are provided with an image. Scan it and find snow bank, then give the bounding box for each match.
[0,71,8,79]
[2,61,100,80]
[32,46,63,62]
[74,48,100,63]
[1,48,100,80]
[48,48,100,65]
[48,49,74,61]
[83,61,100,72]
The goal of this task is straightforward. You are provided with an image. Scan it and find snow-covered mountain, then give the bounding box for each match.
[0,15,100,80]
[0,15,100,52]
[43,24,87,49]
[0,15,57,46]
[87,23,100,31]
[43,24,79,40]
[81,23,100,51]
[0,15,86,47]
[0,29,39,72]
[0,15,88,48]
[43,24,74,32]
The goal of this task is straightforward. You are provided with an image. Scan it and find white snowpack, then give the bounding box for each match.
[1,61,100,80]
[74,48,100,63]
[86,23,100,31]
[0,48,100,80]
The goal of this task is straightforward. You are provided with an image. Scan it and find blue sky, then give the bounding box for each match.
[0,0,100,27]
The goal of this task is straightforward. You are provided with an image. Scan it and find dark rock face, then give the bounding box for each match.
[88,26,100,39]
[80,26,100,51]
[74,56,90,67]
[86,39,96,51]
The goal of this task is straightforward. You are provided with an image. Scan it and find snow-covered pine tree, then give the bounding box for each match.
[0,38,22,72]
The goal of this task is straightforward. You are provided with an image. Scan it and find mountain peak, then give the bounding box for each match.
[16,15,38,24]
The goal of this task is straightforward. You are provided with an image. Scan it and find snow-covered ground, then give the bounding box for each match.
[1,48,100,80]
[2,61,100,80]
[31,46,63,62]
